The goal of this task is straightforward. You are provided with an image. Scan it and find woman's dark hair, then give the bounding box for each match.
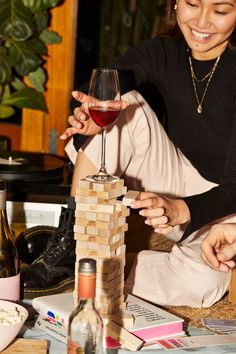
[163,0,236,47]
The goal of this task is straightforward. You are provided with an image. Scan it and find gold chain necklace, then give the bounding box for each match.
[188,54,221,114]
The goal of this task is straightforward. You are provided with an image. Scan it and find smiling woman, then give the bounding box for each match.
[23,0,236,308]
[176,0,236,59]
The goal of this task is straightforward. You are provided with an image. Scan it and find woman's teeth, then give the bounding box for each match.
[192,29,210,38]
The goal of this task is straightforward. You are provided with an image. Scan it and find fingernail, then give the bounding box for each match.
[139,210,144,216]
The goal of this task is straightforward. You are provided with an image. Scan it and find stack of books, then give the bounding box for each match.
[33,292,185,349]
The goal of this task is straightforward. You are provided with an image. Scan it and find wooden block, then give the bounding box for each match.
[74,210,97,221]
[74,218,96,227]
[105,321,144,351]
[75,254,125,273]
[96,267,122,282]
[229,267,236,303]
[76,188,96,197]
[82,186,127,200]
[75,195,103,204]
[2,338,48,354]
[122,190,141,206]
[74,233,125,246]
[76,201,116,213]
[76,248,116,258]
[97,295,125,312]
[76,239,124,253]
[76,217,123,231]
[100,223,128,237]
[92,179,124,192]
[96,288,123,304]
[77,179,92,189]
[102,314,134,328]
[115,201,129,212]
[76,244,126,259]
[96,273,124,289]
[96,281,124,296]
[75,208,130,222]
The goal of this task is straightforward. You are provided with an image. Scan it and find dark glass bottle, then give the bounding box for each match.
[67,258,103,354]
[0,180,20,302]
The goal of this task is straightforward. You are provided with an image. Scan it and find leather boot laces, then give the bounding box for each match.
[41,209,75,263]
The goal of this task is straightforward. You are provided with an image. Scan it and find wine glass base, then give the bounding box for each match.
[85,174,119,184]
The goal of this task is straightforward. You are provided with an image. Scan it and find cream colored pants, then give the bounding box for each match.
[66,90,233,308]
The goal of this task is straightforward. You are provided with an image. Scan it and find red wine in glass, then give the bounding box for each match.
[88,106,120,128]
[85,68,121,183]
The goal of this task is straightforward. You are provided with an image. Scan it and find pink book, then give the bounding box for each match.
[125,294,184,343]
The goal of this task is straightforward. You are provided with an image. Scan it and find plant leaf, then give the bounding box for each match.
[28,38,47,56]
[0,47,12,83]
[39,29,62,45]
[2,84,11,100]
[34,11,49,33]
[9,41,42,76]
[27,67,46,92]
[0,104,15,119]
[22,0,61,12]
[11,78,26,90]
[2,87,47,111]
[0,0,35,41]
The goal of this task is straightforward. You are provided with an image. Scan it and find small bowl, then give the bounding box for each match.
[0,300,28,352]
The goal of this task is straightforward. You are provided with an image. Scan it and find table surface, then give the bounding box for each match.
[20,322,236,354]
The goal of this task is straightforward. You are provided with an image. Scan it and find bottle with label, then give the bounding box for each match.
[67,258,103,354]
[0,180,20,302]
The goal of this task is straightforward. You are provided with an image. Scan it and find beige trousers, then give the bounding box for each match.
[66,90,233,308]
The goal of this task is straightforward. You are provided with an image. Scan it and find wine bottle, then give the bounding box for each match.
[67,258,103,354]
[0,180,20,302]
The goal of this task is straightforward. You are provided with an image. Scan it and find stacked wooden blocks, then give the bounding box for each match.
[74,178,130,315]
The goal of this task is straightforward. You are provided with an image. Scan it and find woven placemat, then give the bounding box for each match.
[164,294,236,328]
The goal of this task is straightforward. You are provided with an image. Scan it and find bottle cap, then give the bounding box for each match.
[79,258,96,274]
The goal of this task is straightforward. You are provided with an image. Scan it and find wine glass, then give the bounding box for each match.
[86,68,121,183]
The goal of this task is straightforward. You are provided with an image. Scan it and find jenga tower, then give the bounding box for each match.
[74,178,130,315]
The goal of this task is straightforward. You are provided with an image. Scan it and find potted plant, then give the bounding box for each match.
[0,0,62,119]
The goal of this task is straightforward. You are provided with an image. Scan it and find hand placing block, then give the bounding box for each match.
[122,190,140,206]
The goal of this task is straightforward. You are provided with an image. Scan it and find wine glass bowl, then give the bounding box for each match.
[88,106,120,129]
[86,68,121,183]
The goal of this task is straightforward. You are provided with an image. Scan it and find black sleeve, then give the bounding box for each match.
[180,111,236,241]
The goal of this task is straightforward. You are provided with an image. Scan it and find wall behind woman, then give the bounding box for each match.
[74,0,167,90]
[99,0,167,66]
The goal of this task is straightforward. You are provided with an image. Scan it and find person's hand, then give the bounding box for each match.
[60,91,129,140]
[201,223,236,272]
[130,192,190,235]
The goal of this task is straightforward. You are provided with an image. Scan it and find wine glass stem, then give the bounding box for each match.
[99,128,107,174]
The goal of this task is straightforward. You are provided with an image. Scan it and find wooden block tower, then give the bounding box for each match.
[74,178,130,315]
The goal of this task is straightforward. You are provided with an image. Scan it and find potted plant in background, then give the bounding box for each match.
[0,0,62,119]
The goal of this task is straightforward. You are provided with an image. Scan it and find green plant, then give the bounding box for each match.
[0,0,62,119]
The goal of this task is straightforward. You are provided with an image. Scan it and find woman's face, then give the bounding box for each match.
[176,0,236,59]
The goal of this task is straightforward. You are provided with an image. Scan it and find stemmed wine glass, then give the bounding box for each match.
[86,68,121,183]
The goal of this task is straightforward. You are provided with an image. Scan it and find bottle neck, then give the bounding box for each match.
[78,273,96,300]
[0,188,6,210]
[79,298,95,309]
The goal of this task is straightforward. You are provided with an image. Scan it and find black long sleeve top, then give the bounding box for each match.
[73,37,236,240]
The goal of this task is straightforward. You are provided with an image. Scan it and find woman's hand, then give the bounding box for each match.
[60,91,128,140]
[130,192,190,235]
[201,223,236,272]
